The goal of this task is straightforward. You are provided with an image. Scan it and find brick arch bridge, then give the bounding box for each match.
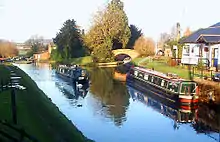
[112,49,140,59]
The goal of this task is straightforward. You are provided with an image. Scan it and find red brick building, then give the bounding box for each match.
[33,42,56,61]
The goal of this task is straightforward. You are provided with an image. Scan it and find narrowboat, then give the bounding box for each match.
[56,64,89,84]
[127,83,198,123]
[127,66,199,105]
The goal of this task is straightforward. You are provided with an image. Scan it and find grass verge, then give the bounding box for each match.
[51,56,93,66]
[132,57,190,79]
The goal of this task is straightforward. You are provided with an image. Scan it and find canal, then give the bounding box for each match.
[16,63,220,142]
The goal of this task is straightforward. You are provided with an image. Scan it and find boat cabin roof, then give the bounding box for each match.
[58,64,79,69]
[134,67,185,82]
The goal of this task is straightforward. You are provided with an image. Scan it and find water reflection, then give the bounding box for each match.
[192,104,220,140]
[127,81,220,141]
[89,68,129,126]
[55,81,89,100]
[54,75,89,106]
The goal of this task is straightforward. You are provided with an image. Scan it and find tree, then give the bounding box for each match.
[183,27,192,37]
[53,19,85,59]
[134,36,155,56]
[0,41,18,58]
[25,35,47,56]
[127,24,142,49]
[170,22,181,41]
[83,0,131,62]
[157,32,171,52]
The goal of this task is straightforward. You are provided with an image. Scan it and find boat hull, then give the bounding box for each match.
[55,71,89,84]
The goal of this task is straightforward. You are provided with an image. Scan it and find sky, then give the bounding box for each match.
[0,0,220,43]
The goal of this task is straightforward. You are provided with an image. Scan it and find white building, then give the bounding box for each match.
[180,22,220,69]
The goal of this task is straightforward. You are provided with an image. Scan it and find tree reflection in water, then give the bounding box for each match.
[89,68,129,126]
[192,104,220,134]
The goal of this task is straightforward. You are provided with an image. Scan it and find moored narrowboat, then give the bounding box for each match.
[56,64,89,84]
[127,66,199,105]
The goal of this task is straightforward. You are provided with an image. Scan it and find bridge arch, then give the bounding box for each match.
[112,49,140,60]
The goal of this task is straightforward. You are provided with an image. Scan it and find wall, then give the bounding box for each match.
[33,52,49,61]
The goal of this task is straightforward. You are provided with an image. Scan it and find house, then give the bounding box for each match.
[180,22,220,69]
[33,42,56,61]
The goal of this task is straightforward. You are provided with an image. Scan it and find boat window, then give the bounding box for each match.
[151,76,154,82]
[168,82,179,93]
[144,74,149,80]
[180,82,196,94]
[148,76,152,82]
[161,80,165,87]
[153,77,158,85]
[134,70,138,76]
[161,80,167,88]
[138,72,144,79]
[156,78,162,85]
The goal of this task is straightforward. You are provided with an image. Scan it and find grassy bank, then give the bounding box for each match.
[51,56,93,66]
[0,64,92,142]
[132,57,190,79]
[132,57,215,80]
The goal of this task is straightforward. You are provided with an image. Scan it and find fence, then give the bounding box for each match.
[192,66,214,80]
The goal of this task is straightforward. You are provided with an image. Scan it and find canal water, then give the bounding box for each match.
[16,63,219,142]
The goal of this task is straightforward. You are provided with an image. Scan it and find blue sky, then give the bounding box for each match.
[0,0,220,42]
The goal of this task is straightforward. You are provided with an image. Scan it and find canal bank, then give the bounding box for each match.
[0,64,92,142]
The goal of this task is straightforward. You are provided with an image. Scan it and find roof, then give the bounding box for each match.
[210,22,220,27]
[197,35,220,44]
[180,22,220,44]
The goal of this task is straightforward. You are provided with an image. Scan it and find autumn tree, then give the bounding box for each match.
[53,19,85,60]
[134,36,155,56]
[0,41,18,58]
[83,0,131,62]
[127,24,142,49]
